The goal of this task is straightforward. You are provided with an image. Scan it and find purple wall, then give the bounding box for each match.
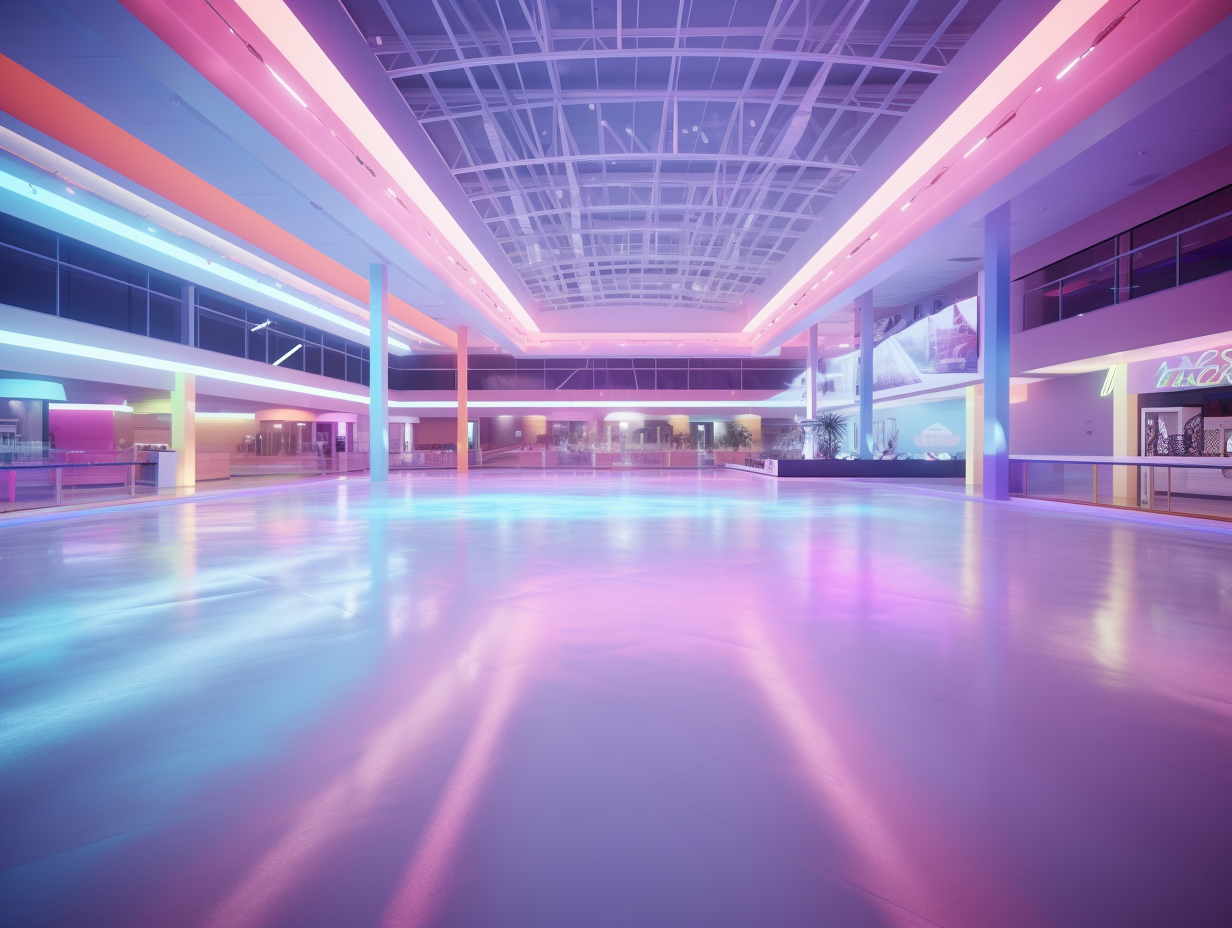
[1013,144,1232,280]
[1010,144,1232,374]
[1010,371,1113,455]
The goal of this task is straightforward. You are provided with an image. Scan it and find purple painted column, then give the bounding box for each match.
[983,203,1011,500]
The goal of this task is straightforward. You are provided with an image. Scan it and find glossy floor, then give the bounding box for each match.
[2,471,1230,928]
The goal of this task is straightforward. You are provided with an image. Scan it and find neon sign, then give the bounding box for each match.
[1155,349,1232,388]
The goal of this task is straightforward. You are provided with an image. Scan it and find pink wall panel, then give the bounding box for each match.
[49,410,117,451]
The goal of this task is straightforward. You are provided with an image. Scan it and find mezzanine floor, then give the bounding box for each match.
[1,471,1230,928]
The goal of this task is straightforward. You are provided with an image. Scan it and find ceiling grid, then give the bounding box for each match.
[343,0,995,315]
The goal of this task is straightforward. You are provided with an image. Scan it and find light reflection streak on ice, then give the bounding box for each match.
[378,617,537,928]
[204,607,535,928]
[0,591,349,761]
[737,607,1036,924]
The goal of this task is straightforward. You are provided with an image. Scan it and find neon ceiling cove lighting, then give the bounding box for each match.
[0,379,68,400]
[0,329,370,406]
[0,169,417,352]
[389,399,804,410]
[197,412,257,419]
[230,0,538,334]
[49,403,135,412]
[746,0,1110,337]
[0,127,432,349]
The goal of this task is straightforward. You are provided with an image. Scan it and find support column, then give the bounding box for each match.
[369,264,389,482]
[965,384,984,489]
[982,202,1012,500]
[456,325,468,474]
[171,372,195,487]
[1111,363,1138,502]
[858,290,874,459]
[805,322,818,459]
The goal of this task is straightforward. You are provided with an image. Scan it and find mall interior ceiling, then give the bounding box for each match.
[2,3,1232,925]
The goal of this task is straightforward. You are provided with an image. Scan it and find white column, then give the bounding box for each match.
[171,372,195,487]
[1111,363,1137,502]
[805,322,818,459]
[369,264,389,482]
[982,202,1011,500]
[858,290,874,459]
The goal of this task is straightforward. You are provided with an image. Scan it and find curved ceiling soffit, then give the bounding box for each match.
[0,52,457,349]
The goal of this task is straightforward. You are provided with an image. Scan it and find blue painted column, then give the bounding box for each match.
[858,289,874,459]
[982,202,1011,500]
[805,322,818,459]
[369,263,389,482]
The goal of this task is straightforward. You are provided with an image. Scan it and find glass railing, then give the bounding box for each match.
[0,453,159,512]
[1021,205,1232,330]
[1011,455,1232,521]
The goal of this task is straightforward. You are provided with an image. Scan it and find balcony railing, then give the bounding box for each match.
[1011,454,1232,521]
[1021,201,1232,330]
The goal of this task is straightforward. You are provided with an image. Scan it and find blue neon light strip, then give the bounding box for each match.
[0,170,411,351]
[1,329,369,405]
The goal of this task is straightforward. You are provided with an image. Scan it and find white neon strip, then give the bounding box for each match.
[1056,56,1083,79]
[0,169,410,351]
[272,343,303,366]
[1,329,369,405]
[963,137,987,158]
[49,403,134,412]
[196,411,257,419]
[390,398,805,410]
[250,320,271,332]
[232,0,538,333]
[747,0,1106,334]
[266,66,308,107]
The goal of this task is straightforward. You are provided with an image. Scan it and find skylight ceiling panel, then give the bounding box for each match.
[562,105,601,155]
[342,0,993,312]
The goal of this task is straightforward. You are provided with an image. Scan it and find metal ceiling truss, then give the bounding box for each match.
[346,0,990,314]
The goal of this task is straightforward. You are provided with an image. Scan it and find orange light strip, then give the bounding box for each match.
[0,53,455,349]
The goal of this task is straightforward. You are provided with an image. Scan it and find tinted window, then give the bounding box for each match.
[60,241,146,287]
[60,267,145,334]
[0,212,56,257]
[148,293,182,342]
[0,247,56,313]
[198,311,246,357]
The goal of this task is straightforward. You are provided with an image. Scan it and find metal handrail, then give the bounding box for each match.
[0,460,149,508]
[1011,454,1232,518]
[1011,454,1229,466]
[1019,207,1232,297]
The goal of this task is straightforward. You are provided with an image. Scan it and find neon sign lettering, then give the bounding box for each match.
[1154,349,1232,388]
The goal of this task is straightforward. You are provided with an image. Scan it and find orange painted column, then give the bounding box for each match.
[456,326,468,474]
